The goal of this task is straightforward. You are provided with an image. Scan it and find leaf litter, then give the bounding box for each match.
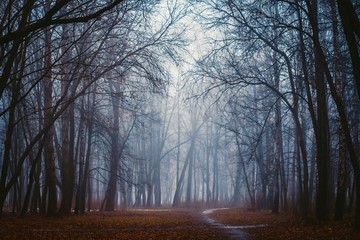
[0,209,231,240]
[1,208,359,240]
[209,208,360,240]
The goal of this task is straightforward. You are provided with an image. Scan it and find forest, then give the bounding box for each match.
[0,0,360,237]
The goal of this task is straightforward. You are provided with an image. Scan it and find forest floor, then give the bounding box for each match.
[0,208,359,240]
[209,208,360,240]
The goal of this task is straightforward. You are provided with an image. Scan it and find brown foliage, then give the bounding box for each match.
[210,208,360,240]
[2,208,359,239]
[0,209,230,240]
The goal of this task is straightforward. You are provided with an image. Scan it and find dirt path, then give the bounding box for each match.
[0,209,235,240]
[202,208,249,240]
[207,208,360,240]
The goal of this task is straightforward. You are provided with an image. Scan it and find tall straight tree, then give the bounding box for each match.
[43,24,57,216]
[336,0,360,100]
[305,0,360,228]
[104,79,122,211]
[193,0,310,218]
[307,0,331,221]
[330,0,347,221]
[59,22,75,215]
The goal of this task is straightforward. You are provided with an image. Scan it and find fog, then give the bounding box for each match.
[0,0,359,228]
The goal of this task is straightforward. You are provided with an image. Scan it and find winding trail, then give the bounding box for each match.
[202,208,249,239]
[202,208,268,240]
[0,208,269,239]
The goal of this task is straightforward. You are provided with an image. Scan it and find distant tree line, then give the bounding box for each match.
[0,0,187,217]
[192,0,360,230]
[1,0,360,232]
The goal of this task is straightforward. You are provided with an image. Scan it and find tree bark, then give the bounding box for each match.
[173,122,204,207]
[331,0,347,221]
[336,0,360,100]
[311,0,331,221]
[43,25,57,216]
[306,0,360,228]
[104,83,121,211]
[58,22,75,215]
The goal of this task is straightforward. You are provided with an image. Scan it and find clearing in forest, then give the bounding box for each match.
[0,209,230,240]
[0,208,359,240]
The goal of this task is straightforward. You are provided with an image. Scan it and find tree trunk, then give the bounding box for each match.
[336,0,360,100]
[185,142,194,206]
[305,0,360,228]
[80,95,95,213]
[331,0,347,221]
[74,121,85,214]
[0,73,18,216]
[104,85,120,211]
[232,148,242,207]
[153,158,161,207]
[173,126,202,207]
[43,24,57,216]
[272,39,283,213]
[206,126,212,206]
[59,23,75,215]
[313,0,331,220]
[236,135,255,210]
[20,141,44,217]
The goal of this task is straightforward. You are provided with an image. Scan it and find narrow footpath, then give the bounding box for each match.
[0,209,242,239]
[202,208,249,240]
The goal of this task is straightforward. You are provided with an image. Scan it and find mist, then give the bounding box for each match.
[0,0,360,234]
